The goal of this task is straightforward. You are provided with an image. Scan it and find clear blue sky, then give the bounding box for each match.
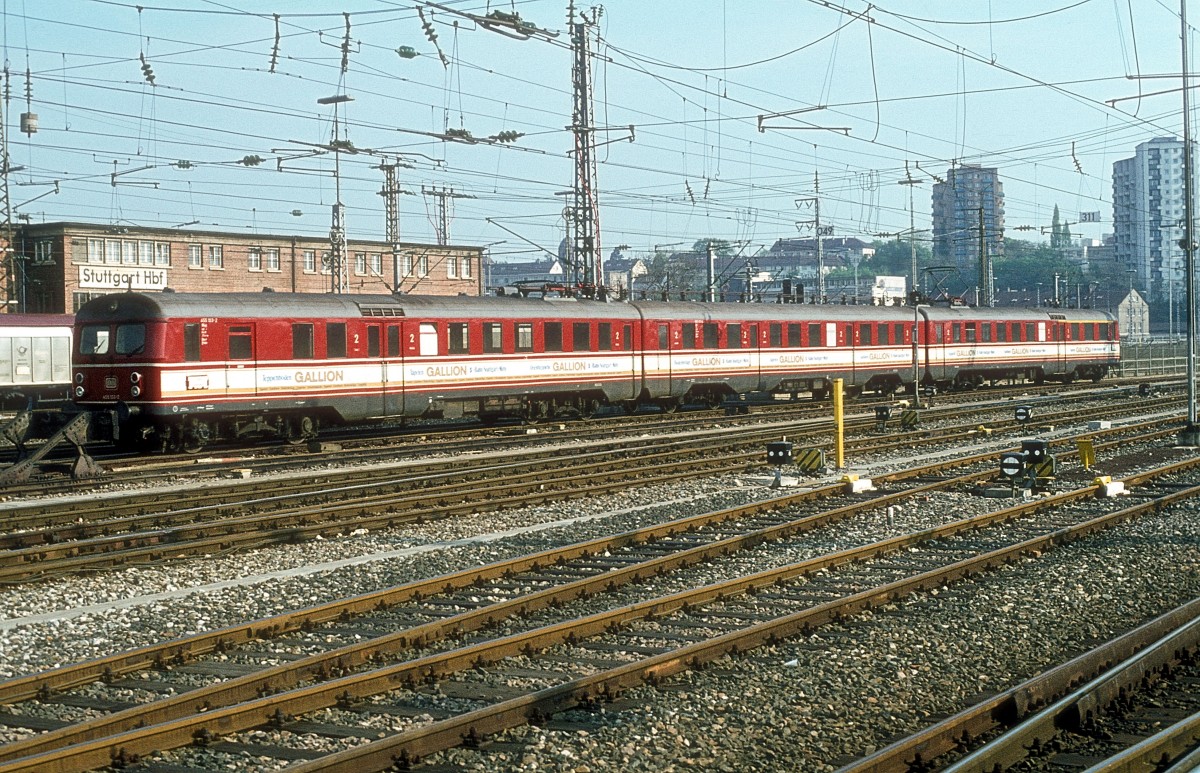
[1,0,1189,261]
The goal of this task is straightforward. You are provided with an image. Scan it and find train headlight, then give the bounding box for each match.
[130,372,142,384]
[130,385,142,398]
[75,372,84,384]
[74,385,85,398]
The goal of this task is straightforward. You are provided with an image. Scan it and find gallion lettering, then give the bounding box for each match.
[691,356,721,366]
[295,369,344,384]
[552,362,587,372]
[426,365,467,377]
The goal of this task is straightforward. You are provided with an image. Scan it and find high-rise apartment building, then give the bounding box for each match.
[1113,137,1194,316]
[931,164,1005,295]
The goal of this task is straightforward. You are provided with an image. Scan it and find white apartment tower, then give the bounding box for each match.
[1113,137,1196,321]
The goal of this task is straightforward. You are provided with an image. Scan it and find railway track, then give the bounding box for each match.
[0,433,1194,771]
[0,378,1163,497]
[0,392,1178,583]
[839,599,1200,772]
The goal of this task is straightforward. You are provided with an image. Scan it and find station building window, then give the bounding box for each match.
[208,245,223,269]
[265,248,280,272]
[188,244,202,268]
[248,249,262,271]
[303,250,316,273]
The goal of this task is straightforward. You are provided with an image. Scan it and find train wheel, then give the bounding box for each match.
[181,421,211,454]
[286,415,316,446]
[657,398,679,414]
[620,400,640,415]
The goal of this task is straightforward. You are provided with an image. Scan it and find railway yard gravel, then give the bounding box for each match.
[1,430,1198,771]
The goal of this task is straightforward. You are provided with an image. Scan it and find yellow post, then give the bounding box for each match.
[1076,438,1095,471]
[832,378,845,470]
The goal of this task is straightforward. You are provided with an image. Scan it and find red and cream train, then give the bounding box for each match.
[71,291,1120,451]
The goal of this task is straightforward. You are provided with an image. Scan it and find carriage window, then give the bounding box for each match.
[516,322,534,352]
[326,322,346,358]
[807,323,821,347]
[418,323,438,356]
[184,323,201,362]
[787,324,801,347]
[965,323,976,343]
[658,324,668,349]
[80,325,110,355]
[683,323,697,349]
[292,323,314,359]
[599,322,612,351]
[228,326,252,360]
[573,322,590,351]
[387,326,400,357]
[545,322,563,352]
[859,324,873,346]
[703,323,719,349]
[367,326,380,358]
[622,324,632,351]
[448,323,469,354]
[726,323,741,349]
[484,322,503,353]
[933,325,943,344]
[1025,323,1037,341]
[879,325,890,346]
[997,324,1008,342]
[769,323,782,347]
[951,324,962,343]
[981,324,992,343]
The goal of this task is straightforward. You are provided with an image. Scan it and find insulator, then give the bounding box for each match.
[175,160,193,169]
[396,46,418,59]
[241,155,264,166]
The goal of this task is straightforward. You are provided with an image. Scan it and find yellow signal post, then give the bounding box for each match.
[1076,438,1095,471]
[832,378,845,470]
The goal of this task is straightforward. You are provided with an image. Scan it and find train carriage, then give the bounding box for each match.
[72,291,645,449]
[72,290,1121,452]
[918,306,1118,388]
[0,314,73,409]
[630,301,918,404]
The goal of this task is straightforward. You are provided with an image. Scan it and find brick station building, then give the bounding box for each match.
[5,222,484,313]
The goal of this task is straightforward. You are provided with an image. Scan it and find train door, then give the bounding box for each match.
[384,323,403,416]
[225,323,256,401]
[363,323,386,417]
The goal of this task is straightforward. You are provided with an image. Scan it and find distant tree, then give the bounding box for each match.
[692,238,734,257]
[869,238,932,278]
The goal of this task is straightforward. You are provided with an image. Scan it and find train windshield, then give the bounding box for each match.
[78,323,145,356]
[79,325,110,355]
[115,324,146,355]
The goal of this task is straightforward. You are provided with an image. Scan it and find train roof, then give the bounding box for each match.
[920,305,1116,322]
[0,313,74,327]
[73,291,641,322]
[627,300,915,321]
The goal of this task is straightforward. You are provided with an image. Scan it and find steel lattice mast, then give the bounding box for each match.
[568,6,602,298]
